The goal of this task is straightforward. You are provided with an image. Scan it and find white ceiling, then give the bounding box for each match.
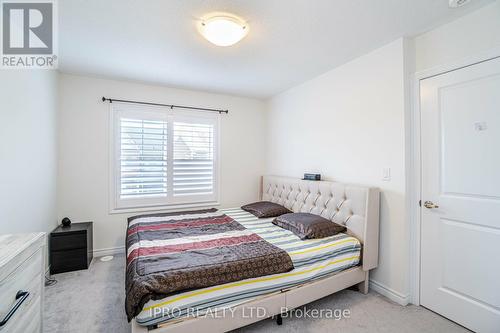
[59,0,493,99]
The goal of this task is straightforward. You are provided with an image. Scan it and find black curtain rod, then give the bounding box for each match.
[102,97,229,114]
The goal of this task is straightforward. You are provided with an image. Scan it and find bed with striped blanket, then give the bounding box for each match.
[134,208,362,327]
[126,209,294,321]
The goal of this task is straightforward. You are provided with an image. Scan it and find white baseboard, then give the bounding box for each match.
[369,279,410,306]
[93,246,125,257]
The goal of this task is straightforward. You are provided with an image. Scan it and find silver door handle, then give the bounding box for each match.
[424,201,439,209]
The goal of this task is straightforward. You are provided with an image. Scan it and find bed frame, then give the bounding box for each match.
[132,175,380,333]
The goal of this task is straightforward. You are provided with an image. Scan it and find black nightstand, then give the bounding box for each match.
[49,222,93,274]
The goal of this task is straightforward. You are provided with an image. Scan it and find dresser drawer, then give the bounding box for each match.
[50,232,87,251]
[0,248,43,332]
[2,296,41,333]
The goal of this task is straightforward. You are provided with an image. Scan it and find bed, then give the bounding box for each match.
[131,175,380,332]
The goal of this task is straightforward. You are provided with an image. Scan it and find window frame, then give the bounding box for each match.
[109,102,220,214]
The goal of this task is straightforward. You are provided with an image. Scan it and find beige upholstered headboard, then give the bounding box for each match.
[261,175,380,271]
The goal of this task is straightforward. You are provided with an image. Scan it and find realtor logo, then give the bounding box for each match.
[1,0,57,68]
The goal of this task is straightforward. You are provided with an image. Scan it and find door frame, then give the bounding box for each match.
[408,46,500,305]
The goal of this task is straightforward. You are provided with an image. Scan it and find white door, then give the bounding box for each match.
[420,56,500,333]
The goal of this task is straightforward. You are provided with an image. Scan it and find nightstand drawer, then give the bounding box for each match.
[50,233,86,251]
[50,248,88,274]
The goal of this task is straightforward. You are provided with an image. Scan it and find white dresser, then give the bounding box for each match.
[0,233,46,333]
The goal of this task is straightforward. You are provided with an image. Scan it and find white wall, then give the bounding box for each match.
[265,39,411,302]
[415,1,500,72]
[57,74,266,253]
[0,71,58,236]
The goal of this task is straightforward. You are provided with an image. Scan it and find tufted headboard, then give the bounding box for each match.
[261,175,380,271]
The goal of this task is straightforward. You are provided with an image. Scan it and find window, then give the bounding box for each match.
[110,103,219,212]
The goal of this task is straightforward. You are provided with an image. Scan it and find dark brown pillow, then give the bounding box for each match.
[241,201,291,218]
[272,213,346,239]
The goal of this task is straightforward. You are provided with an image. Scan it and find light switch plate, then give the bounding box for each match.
[382,167,391,181]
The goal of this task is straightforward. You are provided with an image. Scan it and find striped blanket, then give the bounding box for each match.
[125,209,294,321]
[135,208,362,327]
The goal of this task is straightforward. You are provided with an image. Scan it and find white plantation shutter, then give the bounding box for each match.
[173,122,214,196]
[120,118,168,198]
[111,104,219,211]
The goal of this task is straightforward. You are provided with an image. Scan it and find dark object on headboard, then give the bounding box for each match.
[50,222,93,274]
[303,173,321,181]
[61,217,72,227]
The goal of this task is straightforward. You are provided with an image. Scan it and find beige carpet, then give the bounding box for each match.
[44,254,469,333]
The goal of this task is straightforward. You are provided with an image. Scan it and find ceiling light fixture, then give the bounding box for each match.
[198,14,248,47]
